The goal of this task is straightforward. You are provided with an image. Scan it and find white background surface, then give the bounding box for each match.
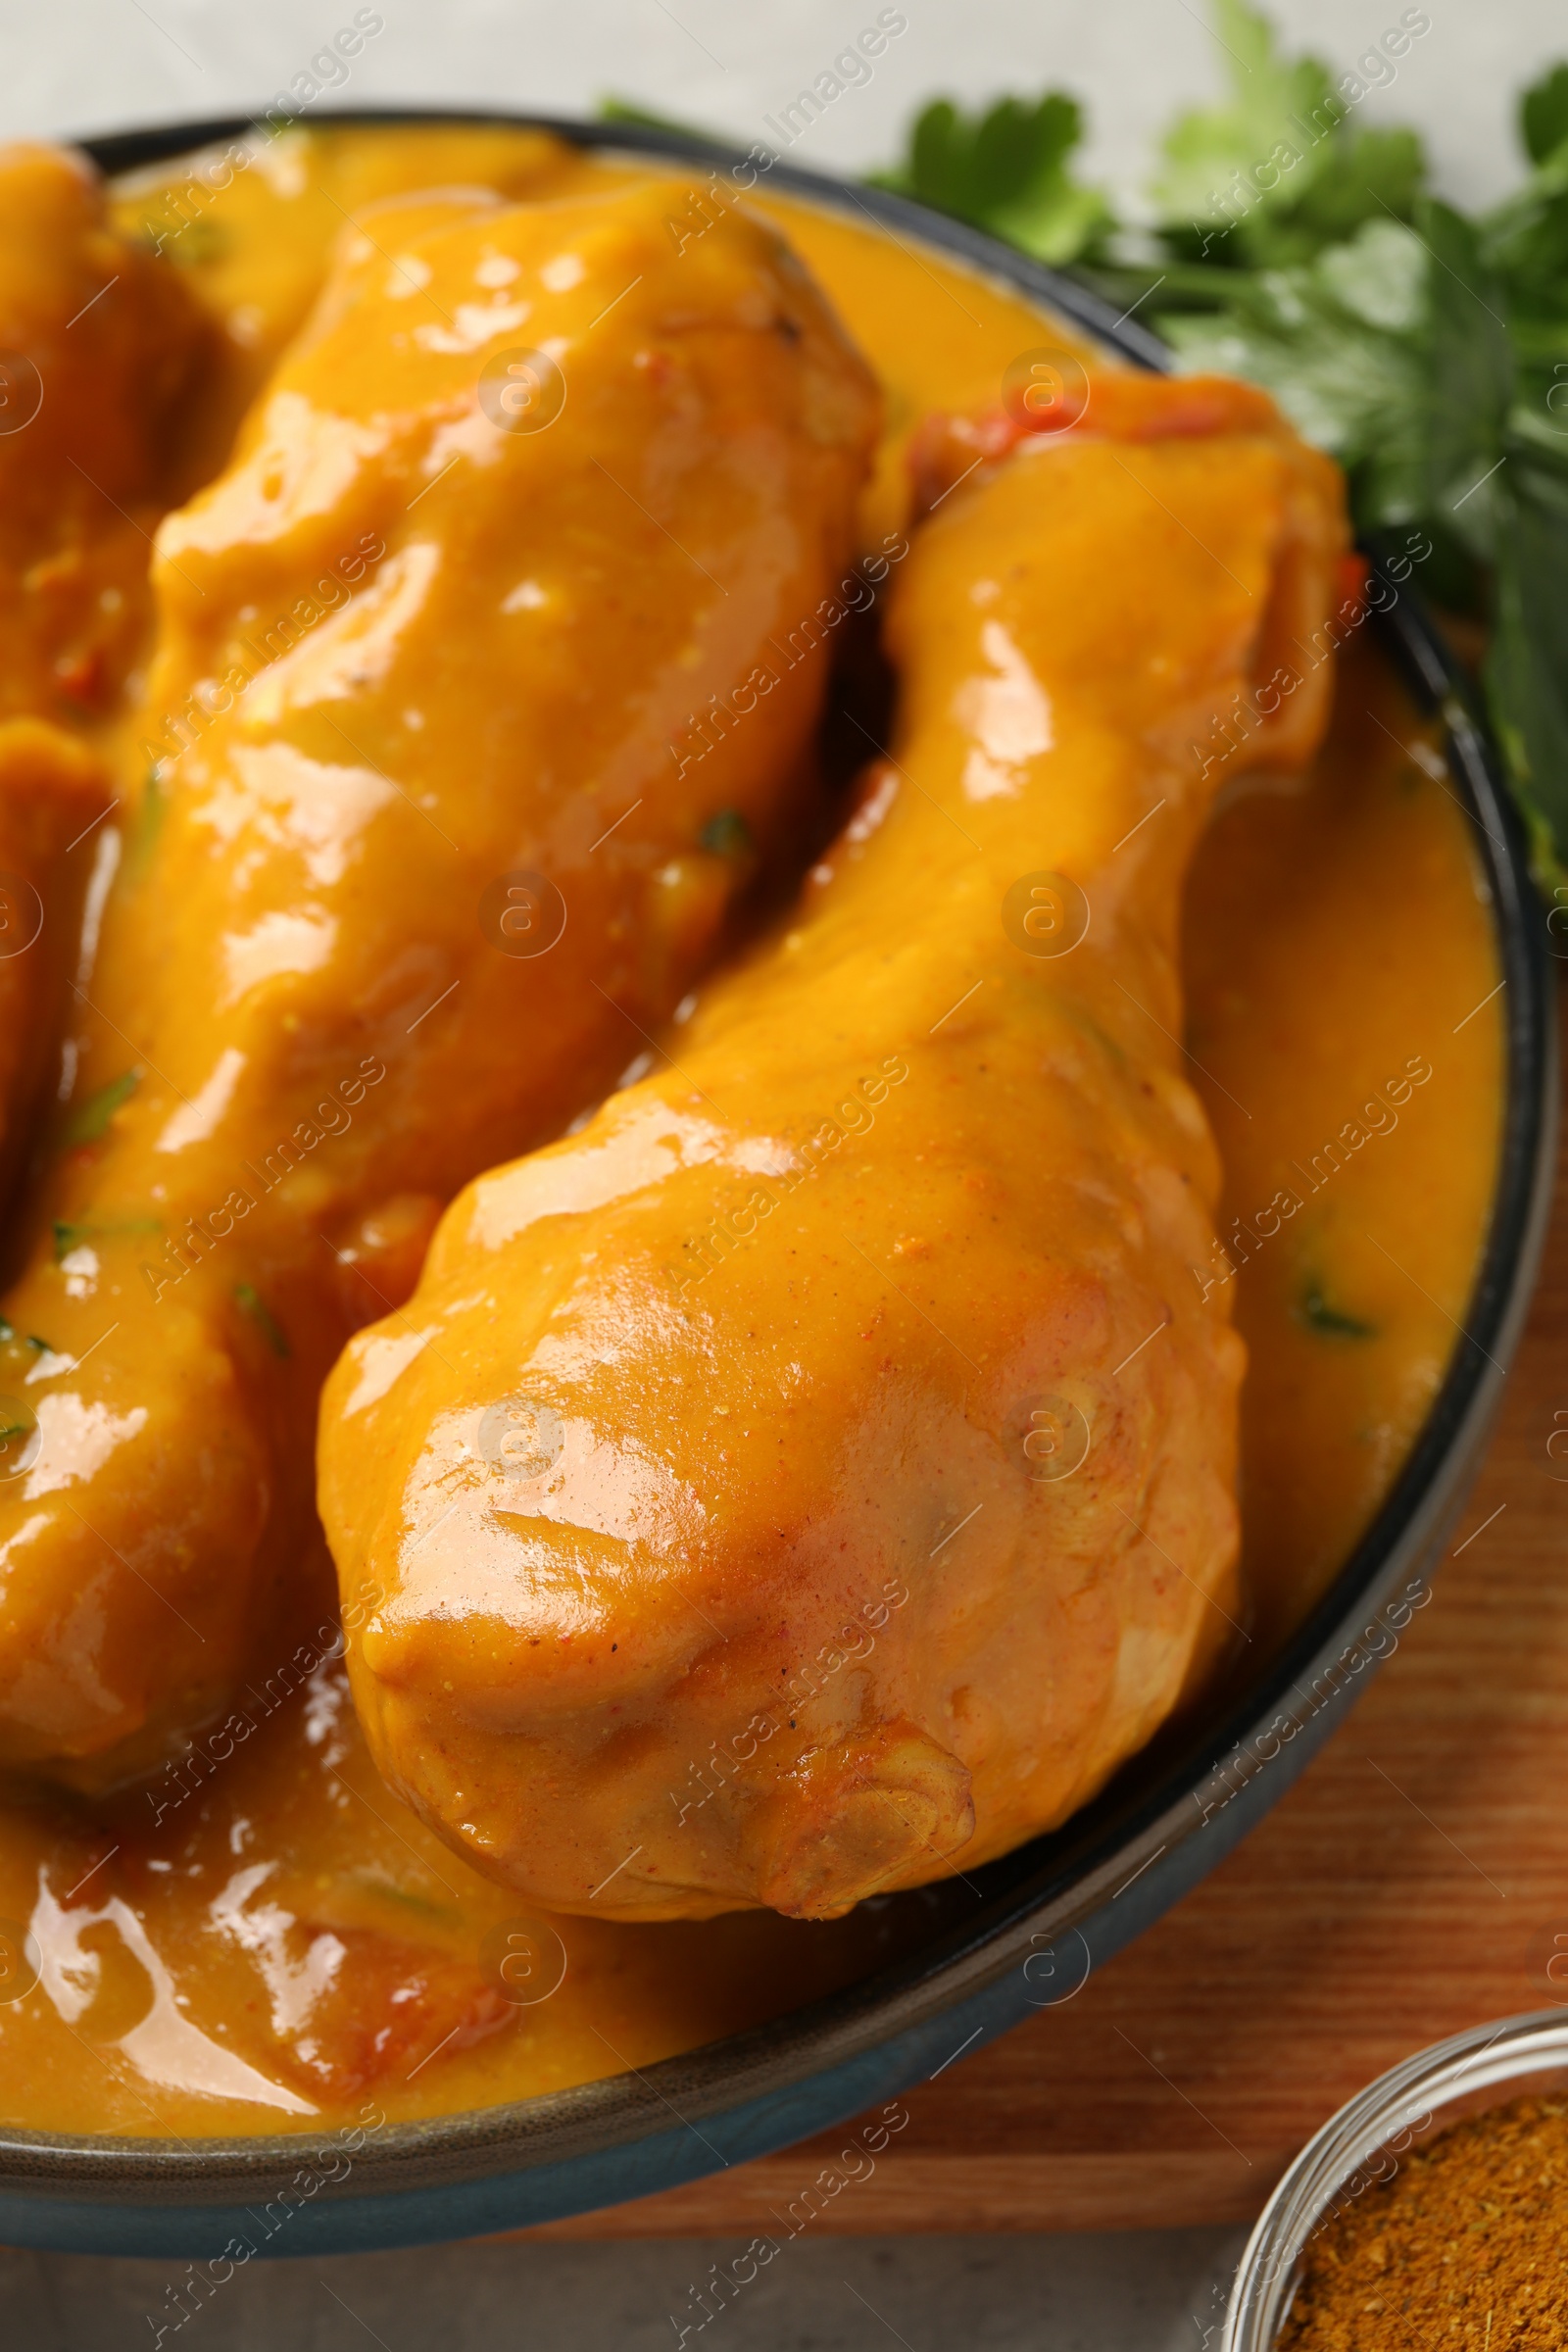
[3,0,1566,213]
[0,3,1557,2346]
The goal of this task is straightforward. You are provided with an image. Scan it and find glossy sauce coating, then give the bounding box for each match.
[109,124,599,483]
[0,640,1494,2136]
[0,134,1502,2135]
[0,143,208,730]
[0,173,877,1780]
[0,723,110,1213]
[1184,636,1504,1647]
[319,380,1348,1921]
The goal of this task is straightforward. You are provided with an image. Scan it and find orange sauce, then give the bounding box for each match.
[0,126,1501,2136]
[1184,641,1503,1651]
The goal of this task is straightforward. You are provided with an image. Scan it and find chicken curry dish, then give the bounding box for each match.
[0,123,1500,2134]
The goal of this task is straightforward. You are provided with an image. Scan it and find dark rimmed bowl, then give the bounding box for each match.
[0,109,1554,2258]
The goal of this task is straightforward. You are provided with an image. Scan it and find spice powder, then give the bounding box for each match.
[1278,2094,1568,2350]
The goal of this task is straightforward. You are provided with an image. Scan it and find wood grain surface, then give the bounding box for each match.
[517,1000,1568,2239]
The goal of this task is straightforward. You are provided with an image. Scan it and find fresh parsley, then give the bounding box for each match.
[871,4,1568,881]
[63,1067,140,1148]
[1297,1276,1378,1342]
[869,90,1115,266]
[605,11,1568,870]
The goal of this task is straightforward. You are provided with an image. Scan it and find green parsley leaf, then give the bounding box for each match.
[700,808,754,858]
[1418,198,1513,563]
[1148,0,1428,270]
[233,1283,290,1359]
[871,90,1113,267]
[0,1319,50,1358]
[1487,433,1568,870]
[1297,1278,1377,1341]
[63,1068,140,1148]
[1279,125,1426,259]
[1161,220,1427,475]
[1522,63,1568,168]
[52,1215,162,1263]
[598,96,719,143]
[1152,0,1339,243]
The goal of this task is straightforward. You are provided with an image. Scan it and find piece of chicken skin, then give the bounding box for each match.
[0,143,209,727]
[320,374,1348,1922]
[0,178,877,1780]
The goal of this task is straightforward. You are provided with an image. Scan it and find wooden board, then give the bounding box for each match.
[514,996,1568,2239]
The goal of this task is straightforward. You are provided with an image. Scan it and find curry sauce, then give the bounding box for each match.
[0,124,1502,2137]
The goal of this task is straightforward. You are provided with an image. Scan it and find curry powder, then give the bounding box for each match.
[1278,2095,1568,2349]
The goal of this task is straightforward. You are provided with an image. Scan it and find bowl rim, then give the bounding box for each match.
[1221,2007,1568,2349]
[0,106,1554,2210]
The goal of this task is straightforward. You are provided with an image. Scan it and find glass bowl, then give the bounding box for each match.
[1223,2008,1568,2349]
